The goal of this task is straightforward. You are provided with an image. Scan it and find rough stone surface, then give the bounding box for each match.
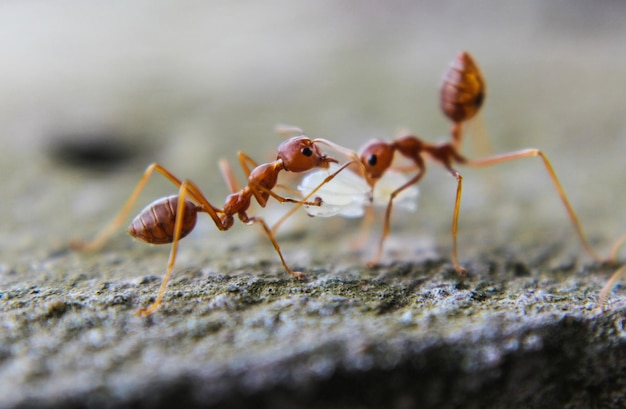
[1,1,625,409]
[1,254,625,409]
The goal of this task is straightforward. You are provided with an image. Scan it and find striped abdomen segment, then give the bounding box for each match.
[128,195,198,244]
[440,51,486,123]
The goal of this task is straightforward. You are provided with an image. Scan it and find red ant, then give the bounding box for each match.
[71,134,340,316]
[284,51,614,273]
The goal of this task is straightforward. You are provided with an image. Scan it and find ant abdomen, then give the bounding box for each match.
[440,51,486,123]
[128,195,199,244]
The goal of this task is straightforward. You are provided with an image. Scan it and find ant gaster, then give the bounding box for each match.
[71,135,338,316]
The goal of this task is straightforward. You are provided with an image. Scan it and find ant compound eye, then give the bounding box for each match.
[368,154,377,167]
[301,147,313,157]
[359,141,392,179]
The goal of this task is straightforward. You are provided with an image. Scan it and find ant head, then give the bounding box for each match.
[359,140,394,184]
[277,136,337,173]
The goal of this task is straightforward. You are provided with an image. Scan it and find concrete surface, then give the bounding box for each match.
[1,1,625,408]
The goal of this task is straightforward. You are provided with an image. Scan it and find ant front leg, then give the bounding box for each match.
[136,180,196,316]
[467,149,604,263]
[219,159,242,193]
[70,163,204,252]
[261,186,325,207]
[237,151,259,177]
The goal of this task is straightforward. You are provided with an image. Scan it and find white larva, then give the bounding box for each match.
[298,163,418,218]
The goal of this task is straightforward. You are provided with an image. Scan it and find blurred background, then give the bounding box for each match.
[1,0,625,277]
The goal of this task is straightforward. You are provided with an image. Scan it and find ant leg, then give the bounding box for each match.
[262,187,325,207]
[237,152,259,176]
[273,183,303,197]
[218,152,260,194]
[137,179,227,316]
[448,169,466,274]
[137,180,194,316]
[597,235,626,311]
[467,149,604,262]
[242,214,303,278]
[70,163,204,251]
[230,149,311,275]
[270,160,357,235]
[370,168,427,266]
[218,159,242,193]
[424,143,467,273]
[598,264,626,311]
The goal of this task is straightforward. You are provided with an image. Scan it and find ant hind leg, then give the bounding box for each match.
[598,264,626,311]
[70,163,203,252]
[598,235,626,311]
[467,149,604,263]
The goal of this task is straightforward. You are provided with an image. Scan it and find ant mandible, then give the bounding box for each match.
[71,134,339,316]
[285,51,610,273]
